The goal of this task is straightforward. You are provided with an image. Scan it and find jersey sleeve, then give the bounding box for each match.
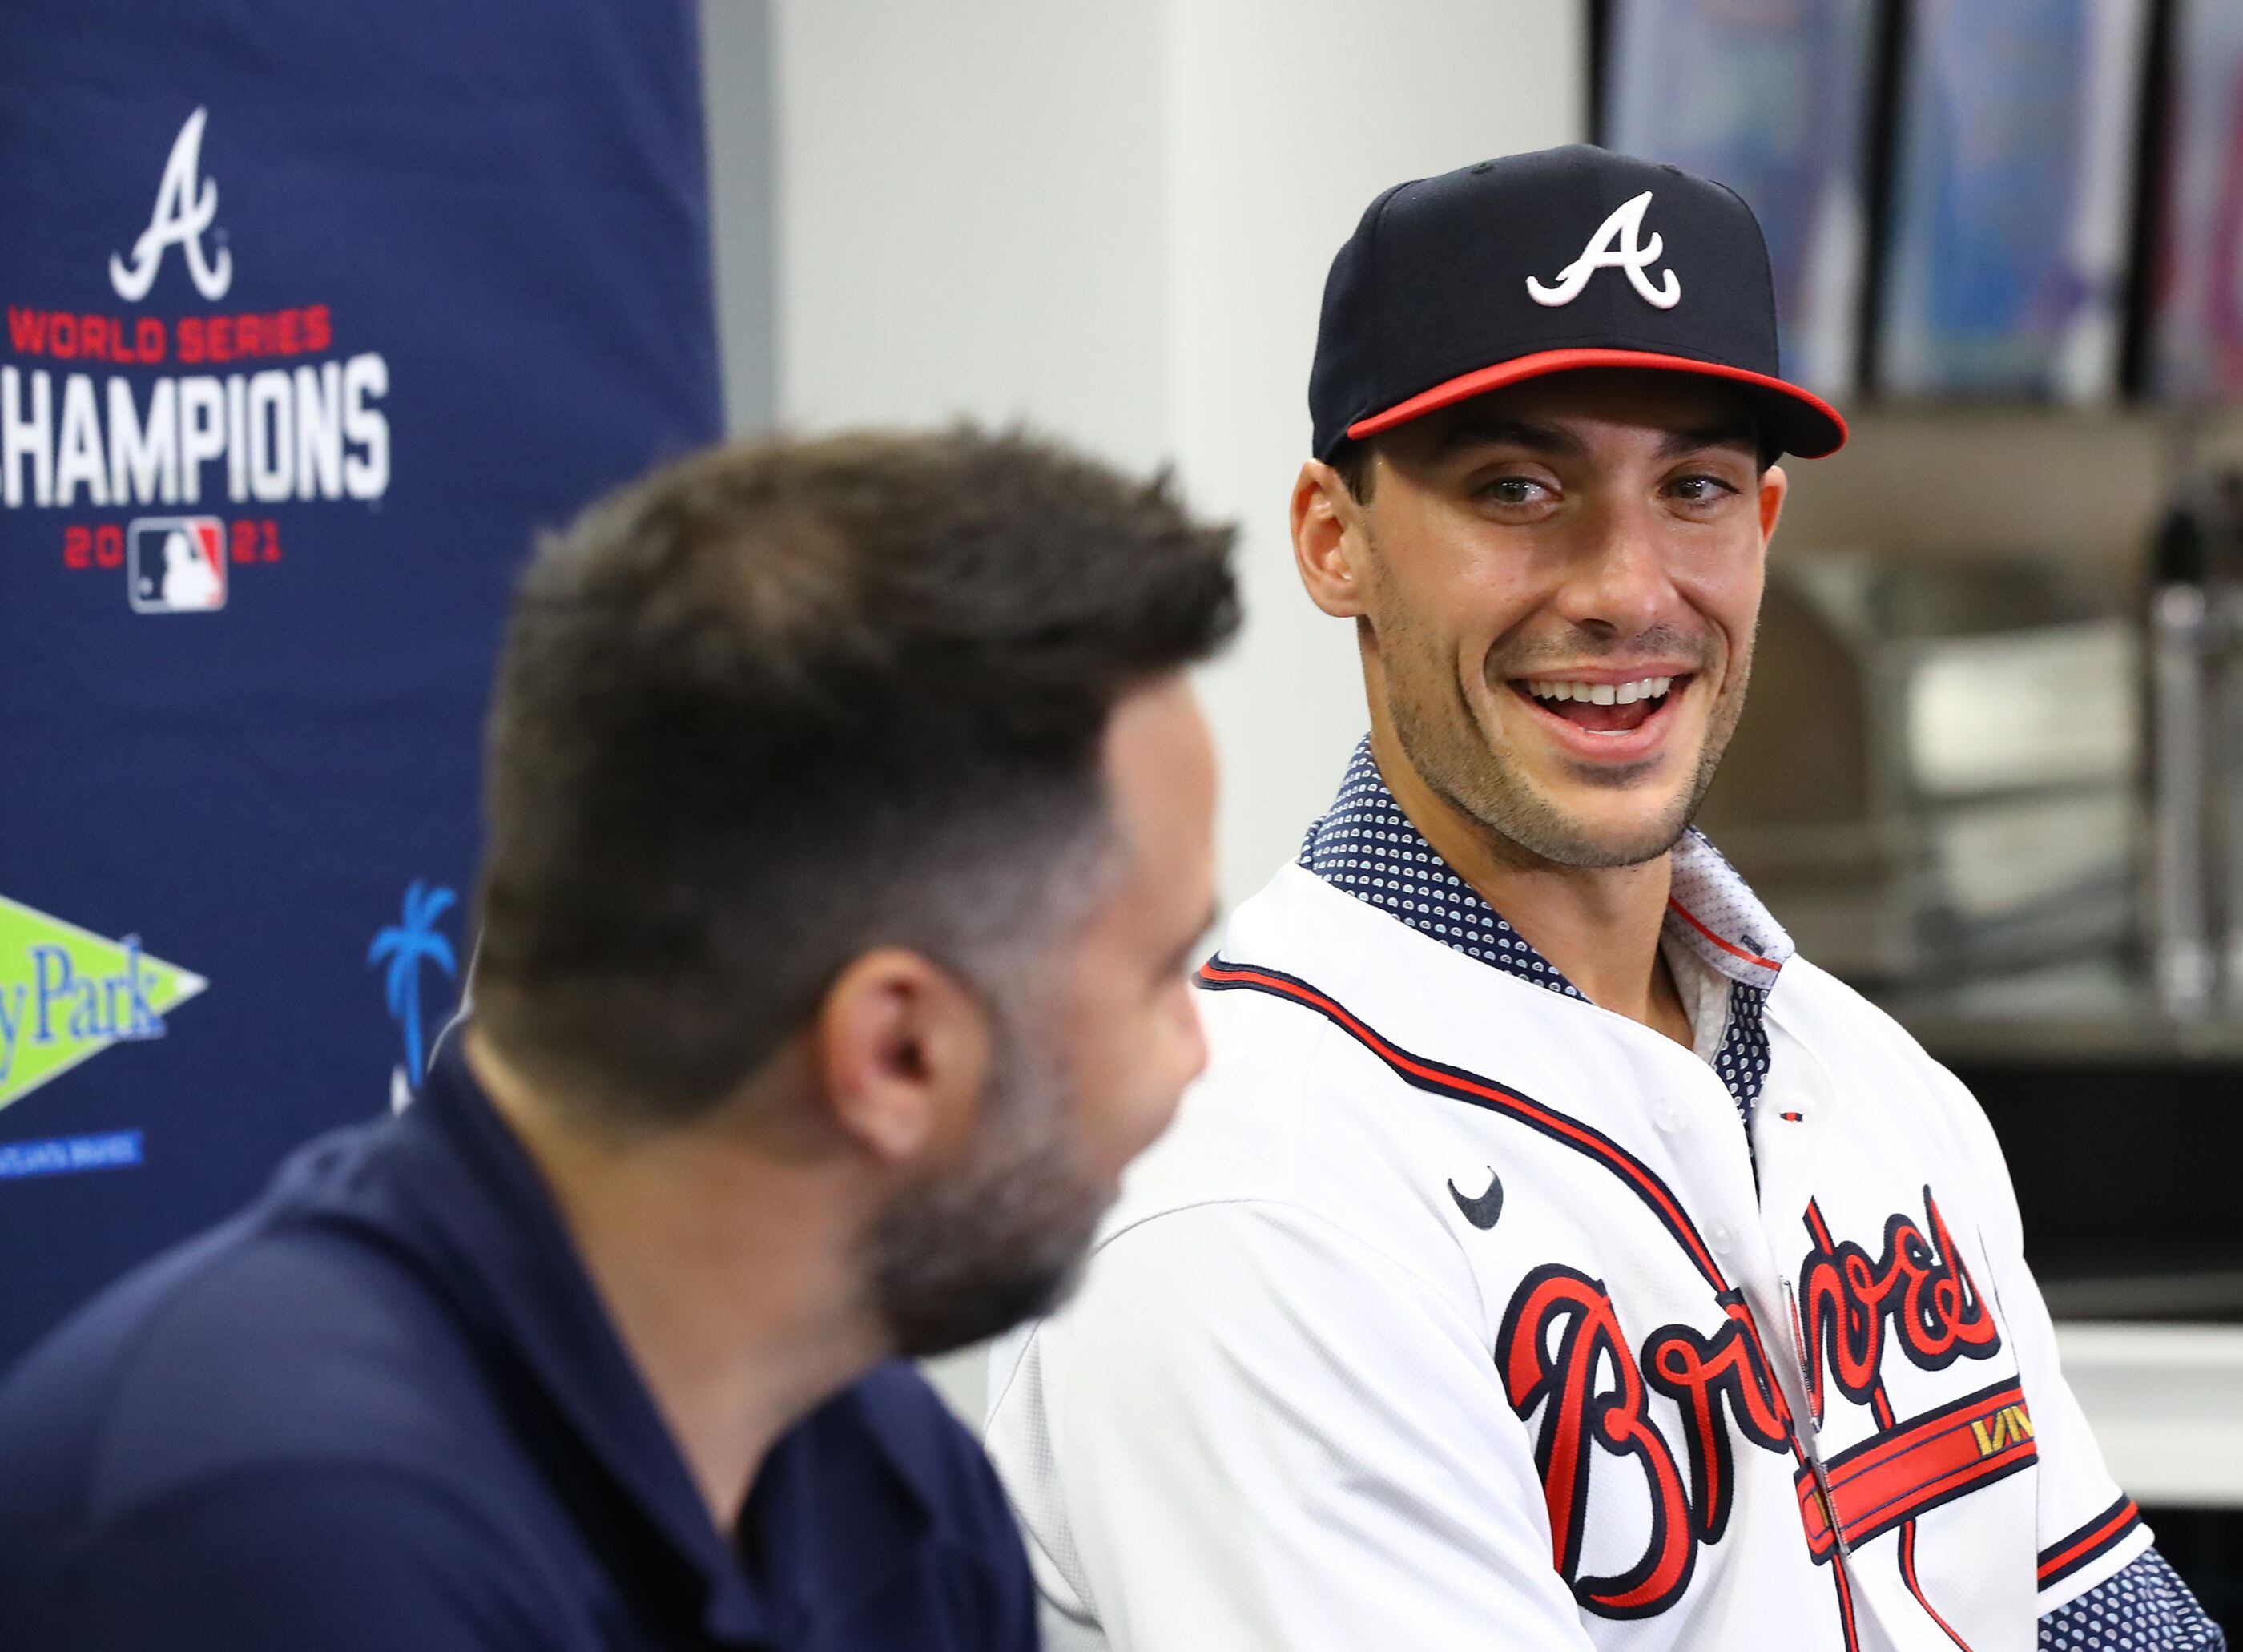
[1943,1069,2161,1612]
[10,1465,554,1652]
[984,1198,1596,1652]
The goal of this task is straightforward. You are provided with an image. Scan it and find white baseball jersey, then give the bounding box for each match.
[987,741,2198,1652]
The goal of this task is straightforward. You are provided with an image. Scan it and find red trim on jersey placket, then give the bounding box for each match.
[1198,956,1864,1652]
[1888,1394,1978,1652]
[1901,1525,1975,1652]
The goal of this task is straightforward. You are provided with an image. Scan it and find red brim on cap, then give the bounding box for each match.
[1345,346,1848,458]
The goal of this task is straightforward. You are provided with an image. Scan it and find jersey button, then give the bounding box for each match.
[1653,1096,1689,1132]
[1707,1220,1737,1255]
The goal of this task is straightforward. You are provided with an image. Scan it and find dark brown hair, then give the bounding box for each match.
[472,427,1238,1126]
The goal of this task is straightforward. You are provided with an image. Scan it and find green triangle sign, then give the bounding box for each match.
[0,894,207,1113]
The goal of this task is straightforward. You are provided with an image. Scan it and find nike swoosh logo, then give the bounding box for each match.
[1448,1166,1504,1230]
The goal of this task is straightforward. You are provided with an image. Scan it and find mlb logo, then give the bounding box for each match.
[127,518,228,614]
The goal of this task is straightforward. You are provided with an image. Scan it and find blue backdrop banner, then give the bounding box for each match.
[0,0,725,1365]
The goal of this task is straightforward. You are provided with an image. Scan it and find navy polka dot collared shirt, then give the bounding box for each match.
[1300,736,1788,1127]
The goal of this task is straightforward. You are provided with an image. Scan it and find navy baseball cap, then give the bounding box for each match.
[1309,145,1846,462]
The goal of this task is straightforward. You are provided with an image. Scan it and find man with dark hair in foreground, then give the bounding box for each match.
[0,429,1238,1650]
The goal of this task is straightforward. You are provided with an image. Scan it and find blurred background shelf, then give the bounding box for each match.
[1878,958,2243,1064]
[2058,1324,2243,1507]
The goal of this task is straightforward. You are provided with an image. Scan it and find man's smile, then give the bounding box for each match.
[1504,668,1697,760]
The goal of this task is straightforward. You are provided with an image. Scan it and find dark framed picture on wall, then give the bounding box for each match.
[1600,0,1880,401]
[2152,0,2243,402]
[1879,0,2153,402]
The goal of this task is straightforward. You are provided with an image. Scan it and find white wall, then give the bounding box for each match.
[772,1,1170,473]
[1162,0,1588,903]
[773,0,1585,904]
[763,0,1585,1416]
[701,0,779,433]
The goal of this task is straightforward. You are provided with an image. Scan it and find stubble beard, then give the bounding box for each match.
[1380,610,1752,872]
[865,1009,1108,1359]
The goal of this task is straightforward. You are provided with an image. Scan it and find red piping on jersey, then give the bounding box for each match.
[1198,958,1724,1287]
[1901,1524,1975,1652]
[2037,1497,2142,1587]
[1666,897,1783,972]
[1828,1546,1864,1652]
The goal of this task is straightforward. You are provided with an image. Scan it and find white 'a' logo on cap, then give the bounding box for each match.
[110,107,232,304]
[1525,190,1679,311]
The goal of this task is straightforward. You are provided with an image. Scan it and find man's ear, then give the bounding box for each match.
[811,948,990,1167]
[1757,461,1788,546]
[1292,459,1373,619]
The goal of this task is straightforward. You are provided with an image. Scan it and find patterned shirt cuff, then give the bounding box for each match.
[2039,1548,2226,1651]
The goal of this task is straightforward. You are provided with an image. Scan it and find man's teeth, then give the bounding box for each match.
[1525,676,1673,706]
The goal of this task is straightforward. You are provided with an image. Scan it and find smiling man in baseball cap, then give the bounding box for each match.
[985,147,2223,1652]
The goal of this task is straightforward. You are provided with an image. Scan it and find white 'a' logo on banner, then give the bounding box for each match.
[1526,191,1679,311]
[110,107,233,304]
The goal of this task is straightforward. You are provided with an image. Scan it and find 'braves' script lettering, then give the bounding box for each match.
[1796,1188,2000,1420]
[1499,1266,1790,1619]
[1641,1295,1794,1547]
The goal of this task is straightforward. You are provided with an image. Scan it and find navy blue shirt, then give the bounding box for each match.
[0,1038,1038,1651]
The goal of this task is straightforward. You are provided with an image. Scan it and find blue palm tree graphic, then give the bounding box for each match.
[368,881,458,1084]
